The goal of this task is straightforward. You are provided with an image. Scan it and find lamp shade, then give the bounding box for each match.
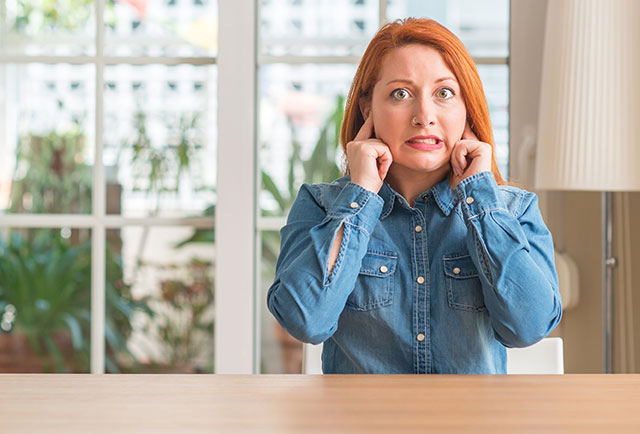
[534,0,640,191]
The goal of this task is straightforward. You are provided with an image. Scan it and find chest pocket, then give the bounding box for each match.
[443,254,486,312]
[346,251,397,311]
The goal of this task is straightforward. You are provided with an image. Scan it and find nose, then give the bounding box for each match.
[411,98,437,127]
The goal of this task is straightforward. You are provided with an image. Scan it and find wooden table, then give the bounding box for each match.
[1,374,639,433]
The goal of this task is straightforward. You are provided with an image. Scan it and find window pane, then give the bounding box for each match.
[259,230,302,374]
[106,226,214,373]
[478,64,509,178]
[259,63,354,217]
[2,0,95,56]
[260,0,378,56]
[387,0,509,57]
[0,227,91,373]
[0,64,95,214]
[104,0,218,57]
[103,64,216,217]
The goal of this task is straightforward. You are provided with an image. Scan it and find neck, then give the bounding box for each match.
[385,164,452,207]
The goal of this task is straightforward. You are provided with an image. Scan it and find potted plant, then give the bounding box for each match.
[0,127,152,372]
[134,257,214,373]
[0,230,151,372]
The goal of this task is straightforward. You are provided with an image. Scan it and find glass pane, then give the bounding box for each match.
[103,64,216,217]
[2,0,95,56]
[104,0,218,57]
[106,226,214,373]
[259,229,302,374]
[260,0,379,56]
[0,64,95,214]
[259,63,354,217]
[387,0,509,57]
[0,227,91,373]
[478,64,509,178]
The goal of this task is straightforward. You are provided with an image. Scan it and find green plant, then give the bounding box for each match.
[262,94,344,218]
[10,129,92,214]
[127,110,204,199]
[3,126,153,372]
[13,0,115,33]
[120,109,211,283]
[0,231,152,372]
[179,94,346,267]
[141,258,214,371]
[260,94,345,266]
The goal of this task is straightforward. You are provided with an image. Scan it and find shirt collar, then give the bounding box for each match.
[378,175,457,219]
[429,175,457,216]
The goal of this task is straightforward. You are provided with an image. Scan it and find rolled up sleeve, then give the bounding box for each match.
[267,182,383,344]
[455,172,563,348]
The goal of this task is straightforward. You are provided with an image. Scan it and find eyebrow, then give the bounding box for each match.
[385,77,457,85]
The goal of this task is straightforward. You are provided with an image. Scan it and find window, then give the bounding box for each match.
[257,0,510,374]
[0,0,217,374]
[0,0,509,375]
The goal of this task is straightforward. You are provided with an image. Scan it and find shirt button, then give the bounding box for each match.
[416,333,425,342]
[414,225,423,232]
[350,202,359,209]
[422,194,428,200]
[453,267,461,275]
[379,265,388,273]
[465,197,475,204]
[416,276,425,284]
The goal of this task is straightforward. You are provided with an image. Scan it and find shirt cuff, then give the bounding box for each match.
[327,182,384,235]
[454,171,508,218]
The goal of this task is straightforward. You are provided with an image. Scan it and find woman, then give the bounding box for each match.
[267,18,562,374]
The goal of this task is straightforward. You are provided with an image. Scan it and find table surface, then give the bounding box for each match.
[1,374,639,433]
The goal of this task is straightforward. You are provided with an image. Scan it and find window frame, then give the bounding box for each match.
[0,0,510,374]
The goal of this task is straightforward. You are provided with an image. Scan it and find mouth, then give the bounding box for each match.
[405,135,444,151]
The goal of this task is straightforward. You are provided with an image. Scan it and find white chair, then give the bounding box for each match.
[302,337,564,374]
[506,337,564,374]
[302,342,324,374]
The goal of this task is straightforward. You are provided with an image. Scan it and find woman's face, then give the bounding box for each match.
[365,44,467,178]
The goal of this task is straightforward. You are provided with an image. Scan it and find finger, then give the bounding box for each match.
[453,142,468,175]
[377,149,393,179]
[354,115,374,142]
[449,141,460,171]
[462,122,479,141]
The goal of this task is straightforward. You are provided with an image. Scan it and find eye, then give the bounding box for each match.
[436,87,455,99]
[391,88,410,100]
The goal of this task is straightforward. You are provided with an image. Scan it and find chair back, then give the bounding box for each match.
[506,337,564,374]
[302,337,565,374]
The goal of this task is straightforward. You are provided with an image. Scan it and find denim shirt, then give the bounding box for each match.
[267,171,562,374]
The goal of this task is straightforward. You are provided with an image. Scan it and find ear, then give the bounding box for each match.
[359,97,371,120]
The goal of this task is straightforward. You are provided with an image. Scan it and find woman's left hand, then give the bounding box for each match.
[451,123,493,188]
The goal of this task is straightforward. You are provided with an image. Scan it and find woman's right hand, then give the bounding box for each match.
[346,115,393,193]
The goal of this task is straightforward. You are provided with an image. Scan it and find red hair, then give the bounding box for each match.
[340,18,507,186]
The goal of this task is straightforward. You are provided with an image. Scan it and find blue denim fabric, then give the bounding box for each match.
[267,171,562,374]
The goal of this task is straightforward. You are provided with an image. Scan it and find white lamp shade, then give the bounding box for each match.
[534,0,640,191]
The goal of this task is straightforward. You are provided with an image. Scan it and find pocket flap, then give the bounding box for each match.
[443,254,479,279]
[359,251,398,278]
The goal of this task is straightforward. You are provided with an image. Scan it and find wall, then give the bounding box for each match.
[510,0,639,373]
